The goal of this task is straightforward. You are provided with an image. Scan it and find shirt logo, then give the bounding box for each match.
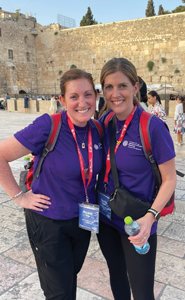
[122,140,142,151]
[94,143,102,150]
[123,141,128,147]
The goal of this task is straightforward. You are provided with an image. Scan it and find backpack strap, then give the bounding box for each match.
[139,111,153,160]
[139,111,161,191]
[104,111,115,129]
[31,113,62,185]
[92,119,103,140]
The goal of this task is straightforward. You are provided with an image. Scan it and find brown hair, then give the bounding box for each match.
[100,57,140,105]
[60,69,96,97]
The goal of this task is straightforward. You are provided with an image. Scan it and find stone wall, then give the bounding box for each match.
[1,11,185,96]
[35,12,185,94]
[0,17,38,95]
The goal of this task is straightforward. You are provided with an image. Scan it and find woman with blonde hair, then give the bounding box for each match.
[97,57,176,300]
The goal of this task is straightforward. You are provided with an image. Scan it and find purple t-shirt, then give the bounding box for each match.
[98,106,175,235]
[14,111,102,220]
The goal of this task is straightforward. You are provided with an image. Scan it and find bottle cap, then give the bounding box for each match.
[24,156,30,160]
[124,216,133,225]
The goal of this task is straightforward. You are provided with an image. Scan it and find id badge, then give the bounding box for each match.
[79,203,99,233]
[97,191,111,220]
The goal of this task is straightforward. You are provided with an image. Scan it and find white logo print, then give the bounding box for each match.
[122,140,142,151]
[94,143,102,150]
[123,141,128,147]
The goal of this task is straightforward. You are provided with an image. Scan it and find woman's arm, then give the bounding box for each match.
[0,136,51,211]
[129,158,176,246]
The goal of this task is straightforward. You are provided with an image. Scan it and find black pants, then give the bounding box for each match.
[25,209,91,300]
[97,221,157,300]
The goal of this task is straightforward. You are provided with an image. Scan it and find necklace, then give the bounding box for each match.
[75,127,88,149]
[116,123,124,134]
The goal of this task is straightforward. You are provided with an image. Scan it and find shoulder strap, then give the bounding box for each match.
[139,111,153,160]
[139,111,161,190]
[31,113,62,184]
[109,115,120,189]
[91,119,103,140]
[104,111,115,129]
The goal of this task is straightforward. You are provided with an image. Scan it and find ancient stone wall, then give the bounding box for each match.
[1,11,185,96]
[35,12,185,94]
[0,17,38,95]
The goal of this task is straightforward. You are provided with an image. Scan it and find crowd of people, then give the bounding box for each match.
[0,57,183,300]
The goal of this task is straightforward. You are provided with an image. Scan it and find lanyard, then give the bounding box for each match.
[104,106,137,185]
[67,114,93,203]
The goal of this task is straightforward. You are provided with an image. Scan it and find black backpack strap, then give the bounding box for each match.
[109,115,120,189]
[31,113,62,186]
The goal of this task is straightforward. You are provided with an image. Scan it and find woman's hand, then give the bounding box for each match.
[14,190,51,211]
[128,213,155,246]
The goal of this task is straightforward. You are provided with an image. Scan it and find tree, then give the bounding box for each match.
[182,0,185,3]
[145,0,156,17]
[80,7,98,26]
[158,5,164,15]
[172,5,185,13]
[164,10,171,15]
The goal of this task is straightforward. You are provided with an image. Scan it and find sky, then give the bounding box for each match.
[1,0,183,27]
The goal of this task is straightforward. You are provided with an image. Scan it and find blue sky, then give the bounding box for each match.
[1,0,183,27]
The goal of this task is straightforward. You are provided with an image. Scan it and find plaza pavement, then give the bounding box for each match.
[0,110,185,300]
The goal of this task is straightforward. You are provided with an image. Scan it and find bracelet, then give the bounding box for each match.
[10,190,23,200]
[147,208,160,221]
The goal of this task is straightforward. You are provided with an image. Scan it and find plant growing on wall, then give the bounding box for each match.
[174,69,180,74]
[59,70,63,75]
[70,64,77,69]
[146,60,154,71]
[54,32,58,35]
[15,10,20,21]
[161,57,167,63]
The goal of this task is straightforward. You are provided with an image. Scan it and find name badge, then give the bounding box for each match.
[79,203,99,233]
[97,191,111,220]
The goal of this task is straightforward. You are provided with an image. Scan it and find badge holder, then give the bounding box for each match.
[97,191,111,220]
[79,202,99,233]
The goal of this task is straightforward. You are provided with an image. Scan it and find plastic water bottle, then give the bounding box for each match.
[124,216,150,255]
[20,157,30,171]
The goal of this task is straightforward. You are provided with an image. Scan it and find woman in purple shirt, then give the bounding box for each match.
[97,58,176,300]
[0,69,102,300]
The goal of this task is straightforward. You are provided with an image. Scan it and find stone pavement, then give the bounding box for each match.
[0,110,185,300]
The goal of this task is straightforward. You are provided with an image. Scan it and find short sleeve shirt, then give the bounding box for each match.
[14,111,103,220]
[97,106,175,234]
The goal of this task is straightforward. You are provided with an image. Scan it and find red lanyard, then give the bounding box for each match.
[104,106,137,185]
[67,114,93,203]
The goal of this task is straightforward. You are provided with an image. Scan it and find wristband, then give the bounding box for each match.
[10,190,23,200]
[147,208,160,221]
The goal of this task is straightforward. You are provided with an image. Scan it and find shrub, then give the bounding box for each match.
[147,60,154,71]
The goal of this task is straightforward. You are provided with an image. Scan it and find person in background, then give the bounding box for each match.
[147,90,166,122]
[94,89,105,119]
[0,69,102,300]
[97,57,176,300]
[49,94,57,114]
[138,76,150,113]
[4,93,10,110]
[174,95,185,146]
[24,94,29,113]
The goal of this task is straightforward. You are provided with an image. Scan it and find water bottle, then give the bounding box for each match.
[20,157,30,171]
[124,216,150,255]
